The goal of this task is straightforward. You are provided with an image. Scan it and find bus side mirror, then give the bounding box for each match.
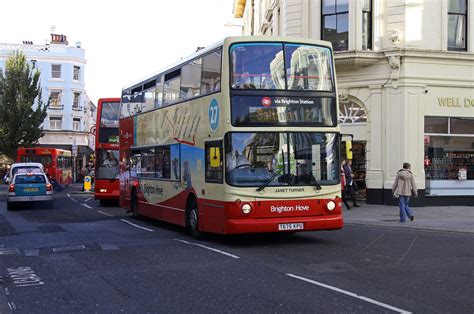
[210,147,221,168]
[346,141,353,160]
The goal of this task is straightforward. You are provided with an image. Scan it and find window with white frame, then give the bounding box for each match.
[321,0,349,51]
[51,64,61,78]
[73,66,80,81]
[339,100,367,123]
[73,92,81,109]
[73,118,81,131]
[362,0,372,50]
[49,90,62,108]
[49,116,62,130]
[448,0,467,51]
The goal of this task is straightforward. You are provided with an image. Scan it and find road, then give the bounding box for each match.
[0,187,472,313]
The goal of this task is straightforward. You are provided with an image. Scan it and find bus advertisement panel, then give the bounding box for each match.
[17,147,72,186]
[94,98,121,202]
[119,36,342,237]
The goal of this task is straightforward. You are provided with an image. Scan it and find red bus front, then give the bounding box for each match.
[94,98,121,202]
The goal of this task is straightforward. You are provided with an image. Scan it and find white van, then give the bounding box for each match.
[5,162,44,184]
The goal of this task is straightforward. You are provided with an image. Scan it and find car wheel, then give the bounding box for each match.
[187,200,203,239]
[130,191,140,219]
[6,202,15,211]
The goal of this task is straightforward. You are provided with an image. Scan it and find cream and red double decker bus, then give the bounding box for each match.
[119,36,342,238]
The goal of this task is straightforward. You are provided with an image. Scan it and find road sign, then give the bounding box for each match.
[83,176,92,192]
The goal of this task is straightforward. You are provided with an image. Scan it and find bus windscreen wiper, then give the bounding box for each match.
[256,149,285,192]
[297,162,322,190]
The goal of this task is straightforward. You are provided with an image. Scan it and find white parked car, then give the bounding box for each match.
[4,162,44,184]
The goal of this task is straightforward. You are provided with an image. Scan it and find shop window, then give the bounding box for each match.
[205,140,223,183]
[450,117,474,134]
[339,101,367,123]
[425,116,448,134]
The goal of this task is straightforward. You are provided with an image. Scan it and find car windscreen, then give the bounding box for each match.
[12,166,42,176]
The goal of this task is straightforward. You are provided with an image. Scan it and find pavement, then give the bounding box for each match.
[343,203,474,234]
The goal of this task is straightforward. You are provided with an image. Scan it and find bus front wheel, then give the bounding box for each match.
[187,200,203,239]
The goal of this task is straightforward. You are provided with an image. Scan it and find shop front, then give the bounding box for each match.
[424,116,474,205]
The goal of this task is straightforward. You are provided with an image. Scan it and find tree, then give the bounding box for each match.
[0,51,48,160]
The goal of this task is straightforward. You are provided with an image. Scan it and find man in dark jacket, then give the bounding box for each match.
[343,159,360,207]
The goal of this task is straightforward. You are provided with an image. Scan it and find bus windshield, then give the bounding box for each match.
[99,101,120,144]
[96,149,120,180]
[230,43,333,91]
[225,132,339,187]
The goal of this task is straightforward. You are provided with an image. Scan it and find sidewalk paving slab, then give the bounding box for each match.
[343,204,474,234]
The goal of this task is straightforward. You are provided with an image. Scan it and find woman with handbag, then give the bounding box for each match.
[392,162,418,223]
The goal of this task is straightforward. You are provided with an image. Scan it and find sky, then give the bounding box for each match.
[0,0,243,104]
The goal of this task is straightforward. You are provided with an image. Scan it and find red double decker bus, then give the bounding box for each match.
[17,147,73,186]
[94,98,121,203]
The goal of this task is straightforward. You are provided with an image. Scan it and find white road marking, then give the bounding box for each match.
[286,273,411,314]
[67,194,71,198]
[97,210,114,217]
[120,219,154,232]
[84,198,92,202]
[81,203,92,209]
[7,267,44,287]
[175,239,240,259]
[398,235,418,264]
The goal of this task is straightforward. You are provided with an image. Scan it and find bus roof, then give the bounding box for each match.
[122,36,333,92]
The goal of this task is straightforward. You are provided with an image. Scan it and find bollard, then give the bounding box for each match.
[83,176,92,192]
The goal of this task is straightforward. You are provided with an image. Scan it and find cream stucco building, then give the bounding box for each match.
[233,0,474,205]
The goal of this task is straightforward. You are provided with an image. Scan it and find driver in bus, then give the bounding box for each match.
[102,152,118,167]
[226,150,250,170]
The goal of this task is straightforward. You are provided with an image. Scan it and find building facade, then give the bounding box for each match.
[233,0,474,205]
[0,34,96,182]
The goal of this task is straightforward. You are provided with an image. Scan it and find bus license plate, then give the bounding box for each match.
[278,223,304,231]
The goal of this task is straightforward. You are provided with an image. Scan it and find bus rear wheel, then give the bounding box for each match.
[130,191,139,219]
[187,200,203,239]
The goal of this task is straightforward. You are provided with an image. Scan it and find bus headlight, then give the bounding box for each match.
[327,201,336,211]
[100,189,107,193]
[241,203,252,214]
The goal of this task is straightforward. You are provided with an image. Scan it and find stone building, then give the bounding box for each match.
[233,0,474,205]
[0,34,96,182]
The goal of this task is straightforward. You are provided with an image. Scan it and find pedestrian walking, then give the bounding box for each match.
[392,162,418,223]
[343,159,360,207]
[340,160,351,209]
